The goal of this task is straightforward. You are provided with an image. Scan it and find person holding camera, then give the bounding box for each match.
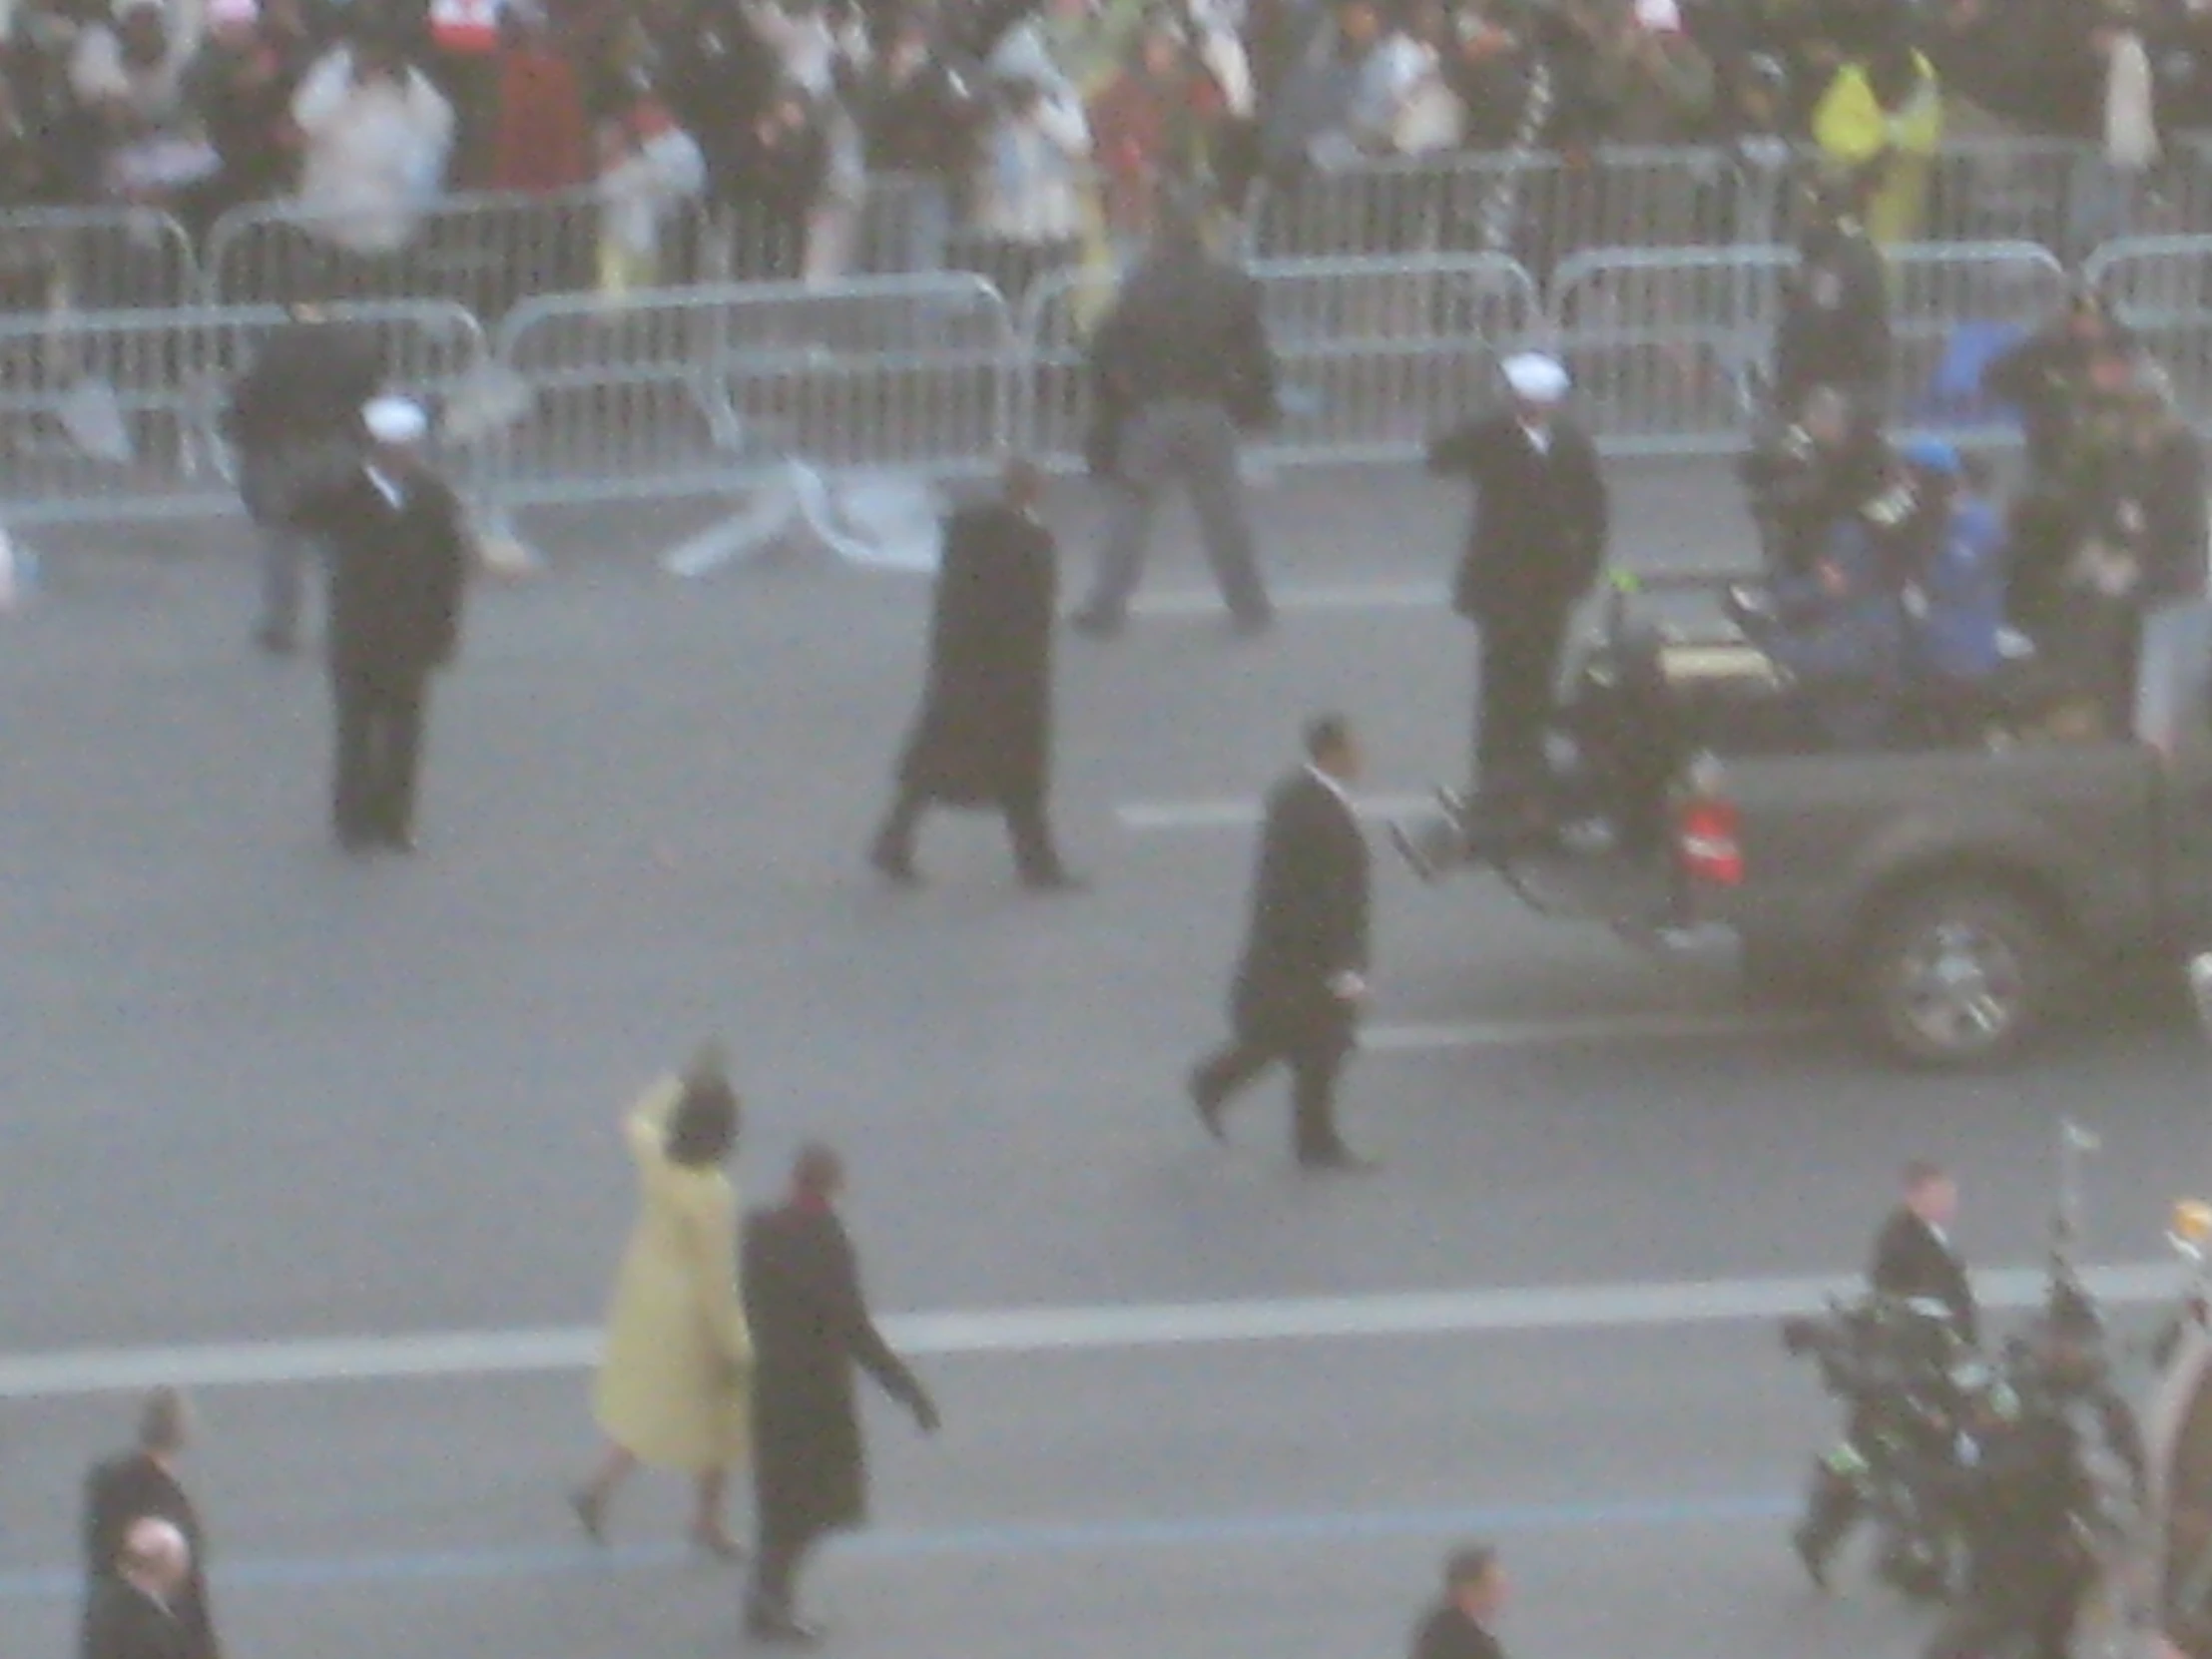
[1069,191,1279,638]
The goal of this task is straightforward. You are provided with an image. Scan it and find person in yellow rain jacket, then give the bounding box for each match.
[568,1047,754,1561]
[1812,35,1943,247]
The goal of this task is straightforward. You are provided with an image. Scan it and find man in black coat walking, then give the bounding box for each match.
[868,457,1082,891]
[1069,197,1279,638]
[83,1517,196,1659]
[1409,1544,1509,1659]
[295,396,470,855]
[223,304,385,655]
[82,1391,218,1659]
[1870,1158,1977,1343]
[1188,713,1375,1172]
[742,1144,939,1646]
[1426,353,1609,827]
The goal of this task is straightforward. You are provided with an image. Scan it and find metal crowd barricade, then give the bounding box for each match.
[0,206,196,315]
[1013,254,1542,473]
[204,187,623,319]
[1883,241,2069,431]
[482,276,1015,511]
[2086,235,2212,423]
[0,300,487,528]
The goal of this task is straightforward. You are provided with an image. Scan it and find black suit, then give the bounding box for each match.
[1869,1206,1977,1346]
[82,1578,192,1659]
[298,466,470,848]
[742,1201,931,1621]
[1193,768,1372,1163]
[81,1453,217,1659]
[1410,1603,1505,1659]
[1426,412,1608,806]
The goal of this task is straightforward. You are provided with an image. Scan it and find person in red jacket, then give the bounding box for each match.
[487,4,589,194]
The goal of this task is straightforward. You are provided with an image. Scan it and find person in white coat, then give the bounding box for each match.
[970,53,1090,303]
[290,29,454,260]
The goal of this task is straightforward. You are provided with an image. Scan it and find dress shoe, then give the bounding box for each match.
[1297,1146,1380,1174]
[1228,606,1275,638]
[1068,606,1123,639]
[868,842,920,886]
[1790,1524,1829,1592]
[745,1604,822,1646]
[1186,1068,1226,1142]
[569,1486,607,1546]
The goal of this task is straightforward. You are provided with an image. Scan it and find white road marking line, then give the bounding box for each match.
[1128,584,1444,617]
[1364,1012,1821,1051]
[1117,794,1432,830]
[0,1264,2182,1400]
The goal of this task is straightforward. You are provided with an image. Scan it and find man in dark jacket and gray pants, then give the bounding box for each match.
[743,1144,939,1645]
[1069,199,1279,638]
[295,397,471,855]
[1426,353,1609,827]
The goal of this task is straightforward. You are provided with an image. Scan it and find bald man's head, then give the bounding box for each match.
[121,1516,189,1595]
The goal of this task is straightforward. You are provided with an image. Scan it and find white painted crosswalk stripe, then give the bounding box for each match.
[0,1263,2182,1400]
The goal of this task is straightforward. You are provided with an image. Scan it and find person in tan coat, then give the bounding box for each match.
[569,1048,754,1560]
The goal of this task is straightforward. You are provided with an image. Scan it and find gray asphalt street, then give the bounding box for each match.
[2,459,2208,1659]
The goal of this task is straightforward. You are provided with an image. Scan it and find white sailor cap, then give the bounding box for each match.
[362,395,428,446]
[1502,352,1570,403]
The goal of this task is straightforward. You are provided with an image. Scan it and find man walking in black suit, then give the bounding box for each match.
[1425,353,1609,829]
[1870,1159,1977,1344]
[83,1517,195,1659]
[82,1390,219,1659]
[296,396,471,855]
[742,1144,940,1645]
[1409,1544,1510,1659]
[868,456,1083,892]
[1189,714,1375,1172]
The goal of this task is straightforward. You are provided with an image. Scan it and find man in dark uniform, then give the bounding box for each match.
[223,304,385,655]
[1188,713,1375,1173]
[296,396,470,855]
[742,1144,939,1646]
[1794,1159,1979,1592]
[1772,175,1891,417]
[1426,353,1609,829]
[867,456,1082,892]
[82,1390,219,1659]
[1069,196,1279,638]
[1409,1543,1509,1659]
[83,1517,195,1659]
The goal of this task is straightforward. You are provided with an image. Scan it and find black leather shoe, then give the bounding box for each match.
[1298,1146,1380,1174]
[1187,1068,1226,1142]
[745,1604,822,1646]
[1229,607,1274,638]
[1790,1525,1829,1592]
[869,843,920,886]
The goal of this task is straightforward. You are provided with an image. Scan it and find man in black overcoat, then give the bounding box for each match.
[295,396,470,855]
[1408,1544,1510,1659]
[223,303,385,655]
[868,457,1082,892]
[83,1517,195,1659]
[742,1144,939,1646]
[1426,353,1609,827]
[1188,713,1375,1172]
[82,1389,219,1659]
[1869,1158,1977,1343]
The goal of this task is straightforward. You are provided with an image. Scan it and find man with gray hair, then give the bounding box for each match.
[83,1515,195,1659]
[83,1389,221,1659]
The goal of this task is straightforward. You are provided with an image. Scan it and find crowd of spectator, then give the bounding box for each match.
[3,0,2212,299]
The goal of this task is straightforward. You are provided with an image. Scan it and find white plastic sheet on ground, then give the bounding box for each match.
[661,461,943,580]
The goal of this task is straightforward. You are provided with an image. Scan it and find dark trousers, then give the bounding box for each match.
[331,670,428,843]
[872,784,1064,882]
[1191,1029,1350,1162]
[748,1512,823,1618]
[1472,609,1570,805]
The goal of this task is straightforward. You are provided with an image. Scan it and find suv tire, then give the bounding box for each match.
[1858,883,2058,1069]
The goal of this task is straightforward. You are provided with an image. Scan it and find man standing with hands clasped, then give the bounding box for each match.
[1426,353,1609,835]
[297,395,471,856]
[1188,714,1376,1173]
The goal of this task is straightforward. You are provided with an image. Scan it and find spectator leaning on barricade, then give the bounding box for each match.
[856,9,985,275]
[967,38,1092,303]
[593,86,704,295]
[71,0,222,229]
[715,81,826,281]
[1088,11,1243,252]
[290,24,455,269]
[186,0,314,222]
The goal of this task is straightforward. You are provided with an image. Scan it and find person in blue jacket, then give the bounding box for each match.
[1901,440,2010,739]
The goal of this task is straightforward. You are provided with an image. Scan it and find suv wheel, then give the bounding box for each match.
[1859,884,2057,1069]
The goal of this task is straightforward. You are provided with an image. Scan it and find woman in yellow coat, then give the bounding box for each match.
[1812,37,1943,248]
[570,1050,753,1559]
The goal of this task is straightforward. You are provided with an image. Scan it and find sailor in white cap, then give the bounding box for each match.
[1424,351,1610,832]
[288,394,471,854]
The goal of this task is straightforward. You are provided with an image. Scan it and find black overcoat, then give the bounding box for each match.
[81,1578,192,1659]
[1425,413,1609,629]
[1230,770,1371,1054]
[743,1201,925,1545]
[1409,1602,1506,1659]
[223,319,385,527]
[1868,1206,1978,1345]
[894,502,1057,808]
[300,469,470,686]
[81,1452,217,1659]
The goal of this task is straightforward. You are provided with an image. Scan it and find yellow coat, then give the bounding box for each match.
[591,1078,753,1471]
[1812,56,1943,247]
